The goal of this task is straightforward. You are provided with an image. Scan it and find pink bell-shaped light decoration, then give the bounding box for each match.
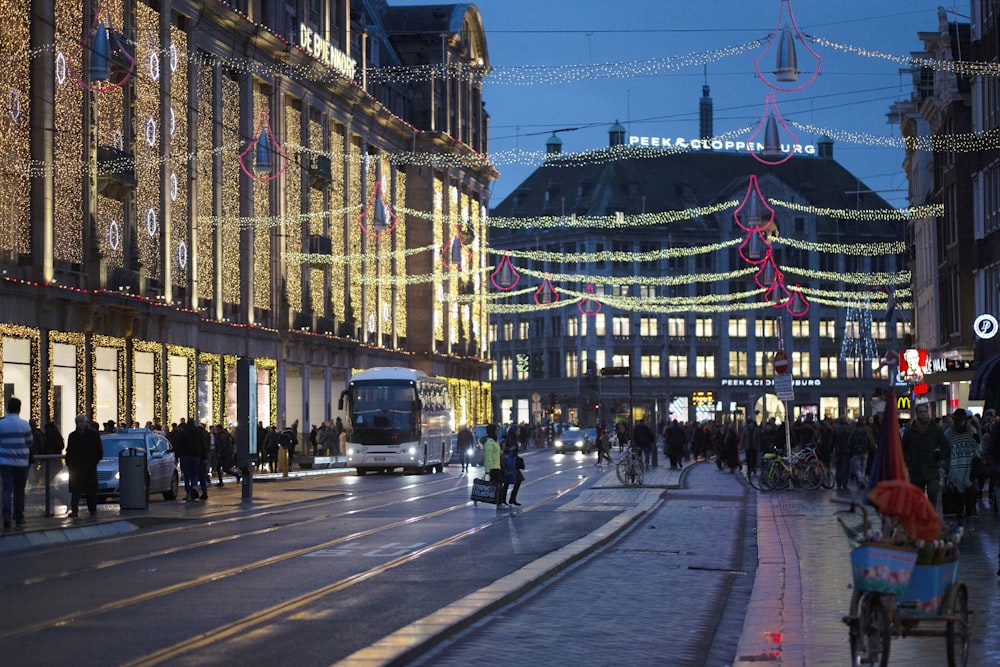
[68,3,136,92]
[786,284,810,317]
[440,227,472,270]
[765,278,791,308]
[490,253,520,291]
[534,277,559,306]
[734,175,775,232]
[748,95,799,166]
[238,109,291,183]
[578,284,602,316]
[359,181,398,238]
[753,0,821,92]
[754,250,780,289]
[739,230,771,265]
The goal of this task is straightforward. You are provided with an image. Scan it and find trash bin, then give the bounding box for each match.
[119,447,148,510]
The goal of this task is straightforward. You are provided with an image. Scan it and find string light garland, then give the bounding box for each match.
[495,238,740,262]
[809,35,1000,79]
[783,266,910,285]
[516,266,758,286]
[778,237,907,255]
[770,198,942,221]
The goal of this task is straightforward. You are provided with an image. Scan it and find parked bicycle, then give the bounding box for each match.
[615,447,645,487]
[758,449,822,491]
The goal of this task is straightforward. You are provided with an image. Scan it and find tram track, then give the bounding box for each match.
[0,462,595,647]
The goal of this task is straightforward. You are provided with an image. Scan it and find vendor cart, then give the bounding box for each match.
[833,499,970,667]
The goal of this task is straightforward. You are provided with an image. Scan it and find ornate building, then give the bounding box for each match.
[0,0,495,439]
[488,121,910,429]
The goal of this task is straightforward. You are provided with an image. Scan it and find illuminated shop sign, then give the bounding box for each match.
[299,24,357,80]
[720,378,822,387]
[692,391,714,407]
[628,135,817,155]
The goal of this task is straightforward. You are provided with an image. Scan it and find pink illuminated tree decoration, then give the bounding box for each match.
[753,0,822,92]
[738,229,771,265]
[358,180,398,238]
[786,284,810,317]
[67,3,136,93]
[748,94,799,166]
[238,109,290,183]
[733,175,775,232]
[490,253,520,291]
[534,277,559,306]
[578,284,602,316]
[440,228,472,270]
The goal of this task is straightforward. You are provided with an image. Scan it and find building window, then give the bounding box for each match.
[515,353,530,381]
[791,319,810,338]
[755,319,778,338]
[640,354,660,378]
[612,316,631,336]
[595,349,606,371]
[565,350,578,378]
[488,323,497,343]
[754,351,768,376]
[729,351,748,376]
[792,351,810,377]
[519,321,530,339]
[502,321,513,341]
[820,356,838,379]
[819,319,837,338]
[593,313,606,336]
[695,318,713,337]
[639,317,658,336]
[501,355,513,381]
[639,285,657,299]
[567,316,579,337]
[695,355,715,378]
[844,321,859,339]
[870,320,887,340]
[611,353,631,369]
[669,355,688,377]
[668,318,685,336]
[729,318,747,337]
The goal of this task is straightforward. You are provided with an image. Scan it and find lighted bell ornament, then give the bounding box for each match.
[738,230,770,265]
[786,285,810,317]
[578,284,602,316]
[733,175,775,232]
[534,277,559,306]
[748,95,798,166]
[238,109,290,183]
[754,251,780,289]
[753,0,821,92]
[490,253,520,291]
[89,22,111,81]
[359,181,397,238]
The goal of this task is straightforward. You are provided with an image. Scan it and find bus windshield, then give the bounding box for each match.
[348,381,418,445]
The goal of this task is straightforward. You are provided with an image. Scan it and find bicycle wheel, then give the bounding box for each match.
[797,461,822,490]
[615,458,631,485]
[851,592,890,667]
[819,461,836,489]
[744,467,764,491]
[945,583,969,667]
[759,461,782,491]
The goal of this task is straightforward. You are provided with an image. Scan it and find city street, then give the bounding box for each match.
[2,452,999,666]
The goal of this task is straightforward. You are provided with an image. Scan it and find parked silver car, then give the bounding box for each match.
[98,429,180,502]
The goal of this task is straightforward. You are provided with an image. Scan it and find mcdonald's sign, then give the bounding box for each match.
[897,395,912,410]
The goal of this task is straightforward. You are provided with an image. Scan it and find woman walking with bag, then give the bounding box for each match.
[502,441,523,506]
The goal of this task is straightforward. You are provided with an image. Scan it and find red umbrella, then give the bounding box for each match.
[867,479,942,542]
[865,386,908,494]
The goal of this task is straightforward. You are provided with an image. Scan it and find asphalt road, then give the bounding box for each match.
[0,452,625,666]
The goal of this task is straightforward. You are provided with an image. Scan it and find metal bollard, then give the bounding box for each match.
[278,447,289,477]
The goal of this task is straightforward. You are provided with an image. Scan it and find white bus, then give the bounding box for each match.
[339,367,452,475]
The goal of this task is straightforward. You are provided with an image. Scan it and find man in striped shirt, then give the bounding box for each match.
[0,397,33,529]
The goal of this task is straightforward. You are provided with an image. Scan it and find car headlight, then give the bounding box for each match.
[575,440,584,448]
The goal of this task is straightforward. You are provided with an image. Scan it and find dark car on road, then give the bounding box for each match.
[553,427,592,454]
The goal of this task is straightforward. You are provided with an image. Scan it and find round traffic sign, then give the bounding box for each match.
[773,351,790,375]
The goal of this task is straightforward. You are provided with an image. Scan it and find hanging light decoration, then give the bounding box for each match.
[753,0,821,92]
[441,226,472,270]
[359,180,398,238]
[578,284,602,316]
[738,229,771,264]
[67,2,135,92]
[765,279,791,308]
[238,109,290,182]
[786,284,811,316]
[754,250,780,289]
[748,94,799,166]
[733,175,775,232]
[534,276,560,306]
[490,253,520,291]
